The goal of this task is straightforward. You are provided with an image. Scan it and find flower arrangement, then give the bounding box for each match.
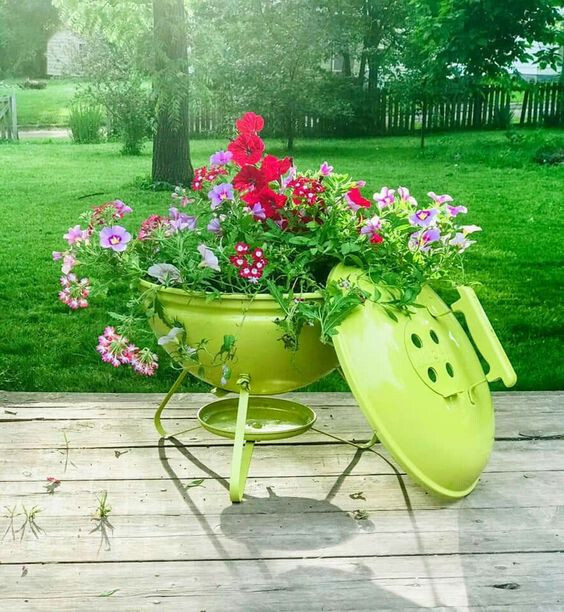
[53,112,480,380]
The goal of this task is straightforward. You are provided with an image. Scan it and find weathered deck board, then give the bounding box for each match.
[0,391,562,610]
[1,554,563,610]
[0,439,561,482]
[1,391,562,440]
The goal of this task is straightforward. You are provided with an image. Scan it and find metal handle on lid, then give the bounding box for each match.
[451,286,517,388]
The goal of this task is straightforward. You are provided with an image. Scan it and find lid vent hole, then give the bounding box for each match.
[427,367,438,383]
[430,330,439,344]
[446,362,455,377]
[411,334,423,348]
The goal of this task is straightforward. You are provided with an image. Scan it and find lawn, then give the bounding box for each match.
[0,130,562,393]
[1,79,78,127]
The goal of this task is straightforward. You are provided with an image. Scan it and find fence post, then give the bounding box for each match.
[10,95,18,140]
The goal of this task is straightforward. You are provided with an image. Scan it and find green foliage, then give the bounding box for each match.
[69,104,104,143]
[190,0,356,149]
[73,42,151,155]
[404,0,562,82]
[534,144,564,166]
[0,0,60,77]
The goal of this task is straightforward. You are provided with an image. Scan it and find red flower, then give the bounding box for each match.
[191,165,227,191]
[230,256,246,268]
[345,188,371,211]
[287,176,325,207]
[235,112,264,134]
[251,247,264,260]
[228,133,265,166]
[242,188,286,220]
[239,265,252,279]
[233,165,267,192]
[370,233,384,245]
[235,242,249,254]
[138,215,170,240]
[261,155,292,182]
[254,257,267,270]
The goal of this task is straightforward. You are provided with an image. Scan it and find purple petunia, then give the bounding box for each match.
[360,215,382,235]
[169,207,197,232]
[449,232,476,252]
[397,186,417,206]
[99,226,131,252]
[207,215,226,235]
[409,208,439,228]
[209,150,233,166]
[409,227,441,252]
[208,183,234,210]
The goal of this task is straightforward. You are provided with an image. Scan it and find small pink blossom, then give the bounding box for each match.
[59,276,90,309]
[64,225,88,246]
[131,347,158,376]
[446,204,467,217]
[428,192,453,205]
[171,187,194,208]
[398,187,417,206]
[319,161,333,176]
[96,327,137,367]
[61,254,76,275]
[373,187,395,209]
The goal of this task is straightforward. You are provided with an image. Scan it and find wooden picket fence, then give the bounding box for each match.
[188,82,563,138]
[0,95,18,140]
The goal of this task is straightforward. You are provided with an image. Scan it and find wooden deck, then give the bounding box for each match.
[0,391,562,610]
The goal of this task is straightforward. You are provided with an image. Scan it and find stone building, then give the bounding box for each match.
[46,30,86,77]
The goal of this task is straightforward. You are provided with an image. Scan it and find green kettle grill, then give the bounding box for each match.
[150,264,516,502]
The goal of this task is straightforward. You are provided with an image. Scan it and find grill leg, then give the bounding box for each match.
[229,376,254,502]
[153,368,198,438]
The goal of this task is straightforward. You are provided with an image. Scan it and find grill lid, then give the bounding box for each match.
[329,264,516,498]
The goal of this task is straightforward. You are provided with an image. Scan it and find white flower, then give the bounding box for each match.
[157,327,184,346]
[147,263,182,284]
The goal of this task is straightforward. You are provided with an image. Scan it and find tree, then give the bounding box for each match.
[0,0,60,77]
[400,0,563,147]
[151,0,193,185]
[54,0,194,183]
[190,0,345,151]
[405,0,563,81]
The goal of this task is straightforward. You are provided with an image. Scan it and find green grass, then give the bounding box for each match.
[1,79,78,127]
[0,130,562,393]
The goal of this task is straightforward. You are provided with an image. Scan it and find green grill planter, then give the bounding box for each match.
[140,280,338,395]
[140,280,339,502]
[141,267,516,503]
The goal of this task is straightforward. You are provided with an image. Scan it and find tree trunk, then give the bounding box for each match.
[420,98,427,150]
[342,50,352,77]
[286,110,295,152]
[151,0,193,186]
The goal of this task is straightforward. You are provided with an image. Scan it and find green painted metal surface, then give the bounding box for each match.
[328,264,517,499]
[140,281,338,395]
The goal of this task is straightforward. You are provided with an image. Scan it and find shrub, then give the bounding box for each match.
[534,145,564,166]
[69,105,104,144]
[19,79,47,90]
